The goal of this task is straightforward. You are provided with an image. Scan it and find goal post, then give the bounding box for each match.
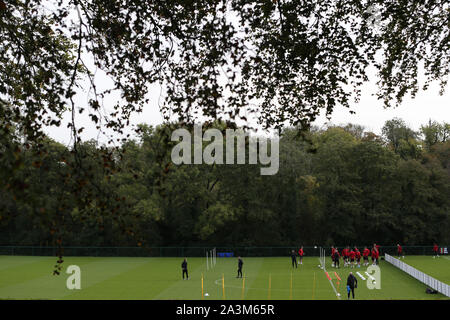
[319,247,326,269]
[206,248,217,271]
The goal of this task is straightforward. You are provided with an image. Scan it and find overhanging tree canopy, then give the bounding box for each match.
[1,0,449,140]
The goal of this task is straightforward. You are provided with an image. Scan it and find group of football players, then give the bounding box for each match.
[330,244,381,268]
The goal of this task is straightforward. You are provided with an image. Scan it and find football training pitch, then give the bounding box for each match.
[0,255,448,300]
[401,255,450,285]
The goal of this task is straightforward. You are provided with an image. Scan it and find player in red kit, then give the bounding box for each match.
[342,247,349,267]
[349,248,356,268]
[298,246,304,265]
[362,247,370,266]
[376,244,381,260]
[397,244,404,259]
[433,244,439,258]
[371,246,378,265]
[355,248,361,268]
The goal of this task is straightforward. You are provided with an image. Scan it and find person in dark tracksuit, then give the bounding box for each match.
[182,258,189,280]
[291,250,297,268]
[347,272,358,299]
[237,256,243,278]
[333,249,340,268]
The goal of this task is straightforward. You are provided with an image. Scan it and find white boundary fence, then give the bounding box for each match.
[385,254,450,297]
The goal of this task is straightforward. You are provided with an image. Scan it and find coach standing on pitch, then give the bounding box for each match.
[237,256,244,278]
[347,272,358,299]
[291,250,298,268]
[333,249,340,268]
[182,258,189,280]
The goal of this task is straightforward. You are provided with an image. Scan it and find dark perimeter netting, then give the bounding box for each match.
[0,246,447,257]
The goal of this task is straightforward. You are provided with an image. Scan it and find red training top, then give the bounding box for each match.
[349,250,356,259]
[363,248,370,257]
[371,249,378,258]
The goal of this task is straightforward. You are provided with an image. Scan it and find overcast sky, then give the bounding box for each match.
[44,70,449,147]
[315,77,450,133]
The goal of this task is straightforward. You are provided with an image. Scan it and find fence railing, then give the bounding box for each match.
[385,253,450,297]
[0,245,447,257]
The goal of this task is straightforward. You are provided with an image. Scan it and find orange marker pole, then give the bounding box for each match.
[334,272,341,281]
[335,272,341,292]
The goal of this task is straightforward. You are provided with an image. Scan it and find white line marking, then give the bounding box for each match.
[365,272,375,280]
[319,258,341,300]
[356,272,366,281]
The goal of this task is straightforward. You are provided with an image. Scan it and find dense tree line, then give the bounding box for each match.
[1,118,449,247]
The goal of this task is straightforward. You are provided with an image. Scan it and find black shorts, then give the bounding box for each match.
[363,256,368,260]
[350,258,355,262]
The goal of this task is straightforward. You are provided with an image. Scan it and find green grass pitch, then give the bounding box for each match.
[0,255,448,300]
[398,255,450,285]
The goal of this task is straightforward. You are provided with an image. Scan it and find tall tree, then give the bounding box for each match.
[421,120,450,149]
[382,118,421,158]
